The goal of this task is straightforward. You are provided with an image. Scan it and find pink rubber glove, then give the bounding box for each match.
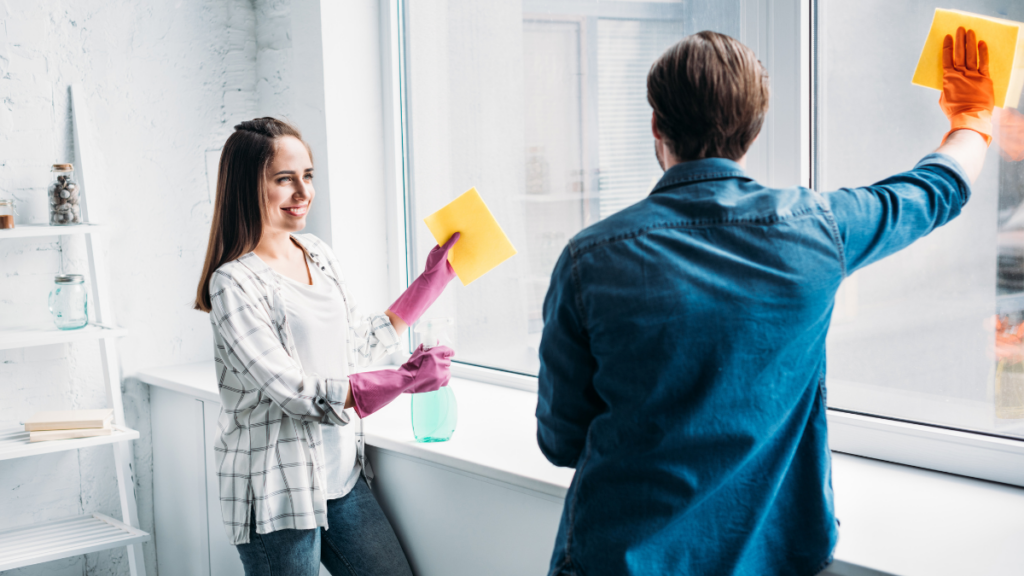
[388,232,460,325]
[348,344,454,418]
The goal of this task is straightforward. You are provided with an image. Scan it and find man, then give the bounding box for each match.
[537,29,992,575]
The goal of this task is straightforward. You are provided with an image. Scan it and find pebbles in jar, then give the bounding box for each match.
[49,163,82,225]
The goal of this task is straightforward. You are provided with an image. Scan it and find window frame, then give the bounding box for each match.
[380,0,1024,487]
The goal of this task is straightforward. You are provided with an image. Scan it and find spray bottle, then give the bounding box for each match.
[411,318,458,442]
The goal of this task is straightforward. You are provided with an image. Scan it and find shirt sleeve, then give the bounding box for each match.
[536,244,603,469]
[348,308,401,367]
[823,152,972,275]
[209,270,350,426]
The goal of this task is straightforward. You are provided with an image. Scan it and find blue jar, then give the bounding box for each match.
[48,274,88,330]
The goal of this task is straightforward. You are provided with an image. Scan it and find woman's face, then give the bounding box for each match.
[264,135,314,234]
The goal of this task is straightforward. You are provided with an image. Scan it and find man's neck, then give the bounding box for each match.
[659,150,748,172]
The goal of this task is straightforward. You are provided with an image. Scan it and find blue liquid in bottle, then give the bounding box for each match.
[411,386,458,442]
[411,318,458,443]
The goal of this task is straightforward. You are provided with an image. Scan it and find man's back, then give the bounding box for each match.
[537,155,970,575]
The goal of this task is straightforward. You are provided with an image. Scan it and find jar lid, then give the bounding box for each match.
[0,199,13,206]
[55,274,85,284]
[51,163,74,172]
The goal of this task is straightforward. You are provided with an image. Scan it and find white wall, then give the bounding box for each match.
[0,1,258,574]
[252,0,395,317]
[1,1,397,574]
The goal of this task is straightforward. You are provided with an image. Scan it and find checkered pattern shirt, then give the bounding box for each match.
[208,233,400,545]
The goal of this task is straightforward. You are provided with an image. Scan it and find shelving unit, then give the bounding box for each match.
[0,513,149,571]
[0,85,148,575]
[0,425,140,462]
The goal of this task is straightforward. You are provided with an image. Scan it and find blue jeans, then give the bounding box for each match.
[236,478,413,576]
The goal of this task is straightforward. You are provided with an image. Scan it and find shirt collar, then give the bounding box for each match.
[235,235,326,286]
[289,234,324,266]
[650,158,751,195]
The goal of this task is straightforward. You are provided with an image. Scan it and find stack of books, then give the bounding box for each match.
[24,409,114,442]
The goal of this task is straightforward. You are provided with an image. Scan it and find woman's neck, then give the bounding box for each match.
[254,229,300,263]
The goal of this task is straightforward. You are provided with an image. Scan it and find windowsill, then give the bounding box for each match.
[364,377,575,499]
[136,361,1024,576]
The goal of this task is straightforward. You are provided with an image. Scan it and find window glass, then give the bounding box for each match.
[404,0,725,374]
[819,0,1024,438]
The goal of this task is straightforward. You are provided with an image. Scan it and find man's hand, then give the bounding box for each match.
[940,27,995,145]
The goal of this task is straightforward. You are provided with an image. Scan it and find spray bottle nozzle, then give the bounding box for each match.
[414,317,453,351]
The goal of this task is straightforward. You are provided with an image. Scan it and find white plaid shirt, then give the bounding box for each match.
[208,233,400,545]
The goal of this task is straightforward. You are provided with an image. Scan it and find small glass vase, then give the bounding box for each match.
[48,274,89,330]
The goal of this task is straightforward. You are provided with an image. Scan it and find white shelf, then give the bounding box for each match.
[0,513,150,571]
[0,223,102,240]
[0,323,127,351]
[0,425,140,462]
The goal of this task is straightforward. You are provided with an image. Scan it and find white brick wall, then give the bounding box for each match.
[0,1,259,574]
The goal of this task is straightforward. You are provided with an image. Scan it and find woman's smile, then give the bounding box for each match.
[282,203,308,217]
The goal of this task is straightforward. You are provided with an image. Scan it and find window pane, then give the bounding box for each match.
[405,0,723,374]
[597,19,688,218]
[820,0,1024,438]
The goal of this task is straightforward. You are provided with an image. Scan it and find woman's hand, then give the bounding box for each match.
[386,233,461,329]
[346,345,455,417]
[401,344,454,394]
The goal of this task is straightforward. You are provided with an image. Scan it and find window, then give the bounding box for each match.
[389,0,1024,484]
[402,0,739,375]
[818,0,1024,441]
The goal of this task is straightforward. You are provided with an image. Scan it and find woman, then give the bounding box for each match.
[194,117,458,575]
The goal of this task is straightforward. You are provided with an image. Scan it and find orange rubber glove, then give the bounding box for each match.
[940,27,994,145]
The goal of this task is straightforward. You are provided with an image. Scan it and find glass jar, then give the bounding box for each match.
[48,274,88,330]
[48,163,82,226]
[0,199,14,229]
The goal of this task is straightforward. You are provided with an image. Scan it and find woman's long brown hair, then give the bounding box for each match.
[194,117,309,312]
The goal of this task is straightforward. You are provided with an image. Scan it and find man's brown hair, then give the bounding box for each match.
[647,31,770,162]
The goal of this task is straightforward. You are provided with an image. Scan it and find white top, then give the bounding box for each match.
[276,258,361,500]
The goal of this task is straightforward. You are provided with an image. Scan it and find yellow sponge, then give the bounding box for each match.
[912,8,1024,109]
[423,187,517,286]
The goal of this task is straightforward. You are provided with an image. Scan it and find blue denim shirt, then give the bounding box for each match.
[537,154,970,576]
